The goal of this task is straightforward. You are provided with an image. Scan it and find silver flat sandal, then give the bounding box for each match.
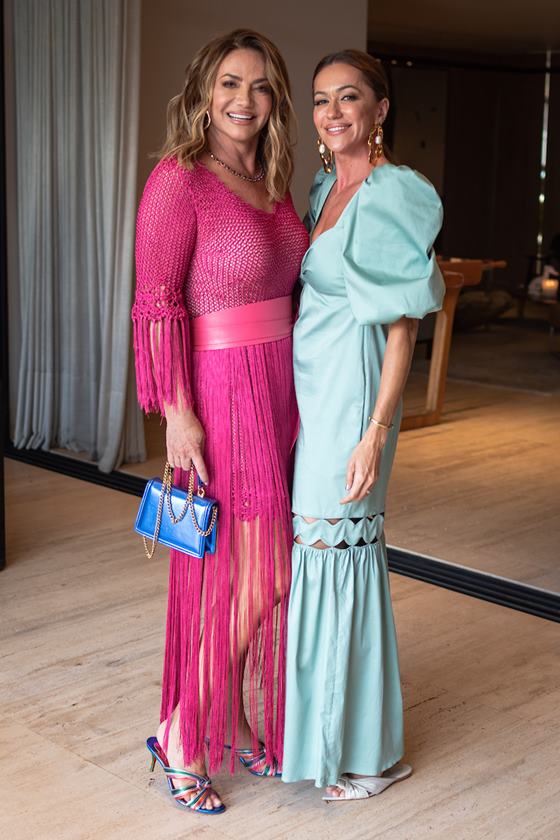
[322,762,412,802]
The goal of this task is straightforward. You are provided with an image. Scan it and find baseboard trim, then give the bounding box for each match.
[387,545,560,623]
[5,444,560,622]
[4,443,146,496]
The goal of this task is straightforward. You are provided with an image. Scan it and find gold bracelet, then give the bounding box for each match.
[369,416,393,431]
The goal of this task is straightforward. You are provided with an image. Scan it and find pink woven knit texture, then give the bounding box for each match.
[132,157,308,771]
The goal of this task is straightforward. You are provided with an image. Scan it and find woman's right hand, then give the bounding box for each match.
[165,406,209,483]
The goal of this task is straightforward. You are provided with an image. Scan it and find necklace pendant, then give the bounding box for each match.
[207,151,265,182]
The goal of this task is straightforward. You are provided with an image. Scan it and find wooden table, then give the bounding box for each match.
[401,258,506,430]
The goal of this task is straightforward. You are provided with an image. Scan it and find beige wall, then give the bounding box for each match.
[138,0,367,214]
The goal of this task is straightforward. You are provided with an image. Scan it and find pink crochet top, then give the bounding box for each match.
[132,157,309,413]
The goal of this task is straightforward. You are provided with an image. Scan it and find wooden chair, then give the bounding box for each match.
[401,258,508,430]
[401,270,464,430]
[437,258,484,287]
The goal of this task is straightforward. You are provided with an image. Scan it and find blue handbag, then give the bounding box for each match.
[134,463,218,559]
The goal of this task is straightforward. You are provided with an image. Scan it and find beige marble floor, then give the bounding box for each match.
[390,374,560,592]
[2,460,559,840]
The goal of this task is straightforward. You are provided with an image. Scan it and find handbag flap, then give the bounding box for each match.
[134,478,217,558]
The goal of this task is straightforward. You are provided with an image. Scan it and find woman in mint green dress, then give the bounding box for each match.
[282,50,445,800]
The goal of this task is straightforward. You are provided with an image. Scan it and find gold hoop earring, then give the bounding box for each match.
[368,124,384,165]
[317,138,333,174]
[203,110,211,130]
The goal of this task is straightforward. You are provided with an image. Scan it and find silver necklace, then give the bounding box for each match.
[207,151,265,182]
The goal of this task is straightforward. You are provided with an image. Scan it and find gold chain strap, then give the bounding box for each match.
[142,462,171,559]
[164,464,190,524]
[142,462,217,559]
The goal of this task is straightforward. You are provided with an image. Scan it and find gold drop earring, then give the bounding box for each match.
[368,123,384,165]
[317,137,333,174]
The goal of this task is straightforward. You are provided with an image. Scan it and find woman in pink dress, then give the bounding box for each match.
[132,30,308,814]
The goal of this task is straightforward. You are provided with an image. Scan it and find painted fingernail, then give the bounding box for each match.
[345,484,350,491]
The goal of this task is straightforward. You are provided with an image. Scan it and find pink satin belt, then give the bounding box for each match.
[190,295,294,351]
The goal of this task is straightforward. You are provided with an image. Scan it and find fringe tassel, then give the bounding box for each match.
[158,338,296,773]
[132,316,194,414]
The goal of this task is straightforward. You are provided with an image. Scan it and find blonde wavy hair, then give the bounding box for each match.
[160,29,296,202]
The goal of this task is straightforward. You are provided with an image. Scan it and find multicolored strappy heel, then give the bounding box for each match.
[146,737,225,815]
[227,743,282,778]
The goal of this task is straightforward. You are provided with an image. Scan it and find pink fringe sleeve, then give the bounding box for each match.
[132,158,196,415]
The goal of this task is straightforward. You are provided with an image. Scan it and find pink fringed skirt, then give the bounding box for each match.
[160,336,297,773]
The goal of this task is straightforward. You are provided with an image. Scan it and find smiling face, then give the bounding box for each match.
[207,48,273,148]
[313,62,389,157]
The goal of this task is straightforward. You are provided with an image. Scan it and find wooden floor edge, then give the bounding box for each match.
[387,546,560,623]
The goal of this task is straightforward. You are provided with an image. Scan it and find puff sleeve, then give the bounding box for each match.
[341,165,445,325]
[132,157,196,414]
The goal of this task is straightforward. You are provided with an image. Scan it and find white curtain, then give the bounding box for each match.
[10,0,145,472]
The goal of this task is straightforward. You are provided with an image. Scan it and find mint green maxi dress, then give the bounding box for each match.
[282,164,445,787]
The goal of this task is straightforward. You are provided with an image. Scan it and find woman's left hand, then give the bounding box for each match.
[339,425,388,504]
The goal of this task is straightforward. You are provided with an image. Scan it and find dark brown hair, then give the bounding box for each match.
[313,49,394,161]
